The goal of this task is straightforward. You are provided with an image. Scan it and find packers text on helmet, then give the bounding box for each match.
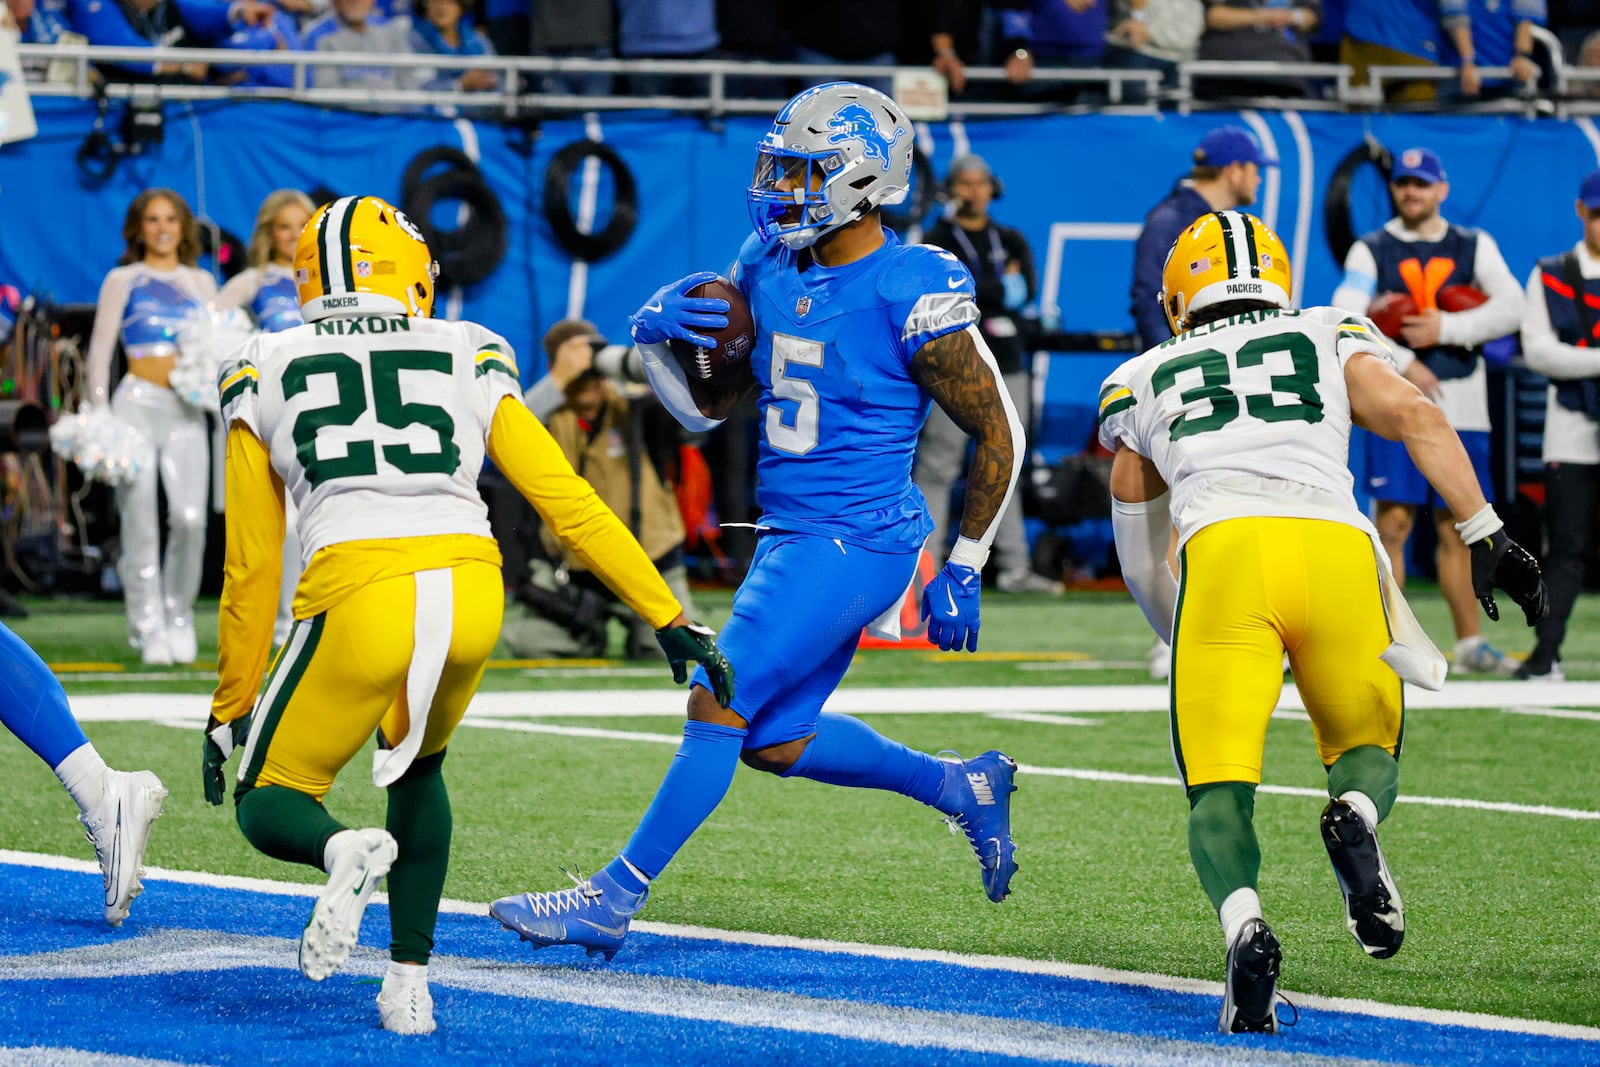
[1158,211,1291,335]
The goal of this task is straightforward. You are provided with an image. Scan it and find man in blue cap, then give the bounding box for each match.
[1127,124,1277,680]
[1332,146,1525,674]
[1511,169,1600,680]
[1130,126,1277,352]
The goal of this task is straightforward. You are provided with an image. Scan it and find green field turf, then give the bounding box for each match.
[3,591,1598,1030]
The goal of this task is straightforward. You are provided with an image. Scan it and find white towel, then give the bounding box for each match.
[372,568,453,787]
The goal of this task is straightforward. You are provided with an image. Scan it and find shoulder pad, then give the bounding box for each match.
[877,243,974,303]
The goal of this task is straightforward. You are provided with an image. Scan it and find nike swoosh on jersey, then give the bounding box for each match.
[944,585,960,617]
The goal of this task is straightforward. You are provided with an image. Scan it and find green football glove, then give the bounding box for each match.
[655,621,735,707]
[202,714,251,806]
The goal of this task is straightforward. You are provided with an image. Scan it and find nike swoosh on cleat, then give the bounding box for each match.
[574,917,628,939]
[944,586,960,618]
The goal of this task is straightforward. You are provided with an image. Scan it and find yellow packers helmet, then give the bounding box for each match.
[1158,210,1291,334]
[294,195,439,322]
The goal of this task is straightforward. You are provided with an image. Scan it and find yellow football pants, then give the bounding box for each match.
[1172,517,1403,787]
[237,560,504,797]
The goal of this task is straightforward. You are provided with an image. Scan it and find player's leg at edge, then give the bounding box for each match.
[0,621,167,925]
[492,688,1019,961]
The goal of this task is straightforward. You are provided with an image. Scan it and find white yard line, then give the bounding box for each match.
[3,849,1596,1047]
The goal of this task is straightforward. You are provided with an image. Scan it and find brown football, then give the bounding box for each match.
[668,277,756,386]
[1437,284,1487,312]
[1366,291,1418,340]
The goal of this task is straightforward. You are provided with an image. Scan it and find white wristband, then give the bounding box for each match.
[1453,503,1502,545]
[947,536,990,571]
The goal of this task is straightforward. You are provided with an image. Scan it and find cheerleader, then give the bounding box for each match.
[86,189,218,665]
[217,189,314,646]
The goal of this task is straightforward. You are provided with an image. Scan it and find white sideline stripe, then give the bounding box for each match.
[62,680,1600,723]
[1502,705,1600,723]
[450,720,1600,822]
[0,1050,194,1067]
[0,930,1400,1067]
[985,712,1102,727]
[3,850,1596,1048]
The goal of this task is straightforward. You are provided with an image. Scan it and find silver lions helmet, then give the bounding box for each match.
[748,81,913,250]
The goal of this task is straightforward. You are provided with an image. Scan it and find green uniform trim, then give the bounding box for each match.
[1169,544,1190,786]
[241,614,325,788]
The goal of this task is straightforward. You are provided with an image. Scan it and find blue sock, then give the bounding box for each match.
[610,719,747,885]
[782,713,946,807]
[0,622,89,768]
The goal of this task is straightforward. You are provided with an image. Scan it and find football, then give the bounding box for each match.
[1366,291,1418,340]
[668,277,756,386]
[1438,284,1488,312]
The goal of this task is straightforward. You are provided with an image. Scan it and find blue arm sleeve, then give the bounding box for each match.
[172,0,236,43]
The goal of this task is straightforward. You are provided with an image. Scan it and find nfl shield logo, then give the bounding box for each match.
[355,261,373,278]
[795,296,811,317]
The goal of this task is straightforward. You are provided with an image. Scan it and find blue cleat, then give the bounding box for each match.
[490,867,647,961]
[938,750,1019,903]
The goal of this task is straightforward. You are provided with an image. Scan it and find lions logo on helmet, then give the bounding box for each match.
[1158,211,1292,335]
[748,81,914,250]
[293,195,441,322]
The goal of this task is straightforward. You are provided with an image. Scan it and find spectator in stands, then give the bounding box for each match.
[784,1,968,98]
[715,0,789,98]
[213,8,302,88]
[4,0,68,44]
[1129,125,1274,351]
[995,0,1111,104]
[1442,0,1544,98]
[311,0,431,92]
[481,0,524,57]
[1195,0,1322,99]
[65,0,276,82]
[1511,170,1600,681]
[1331,146,1526,674]
[918,155,1057,594]
[616,0,717,97]
[1341,0,1446,102]
[525,3,612,98]
[1577,28,1600,97]
[410,0,498,92]
[1108,0,1205,86]
[501,319,696,660]
[86,188,218,665]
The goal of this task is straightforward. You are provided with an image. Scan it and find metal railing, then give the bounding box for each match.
[10,42,1579,119]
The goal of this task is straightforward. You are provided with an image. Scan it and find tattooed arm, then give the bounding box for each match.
[911,324,1025,567]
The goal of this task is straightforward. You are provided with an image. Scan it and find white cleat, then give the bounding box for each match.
[80,769,168,926]
[299,828,398,981]
[166,620,198,665]
[1149,638,1171,681]
[139,632,173,666]
[377,975,437,1035]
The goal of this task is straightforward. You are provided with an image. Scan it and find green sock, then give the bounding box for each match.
[235,784,347,870]
[386,749,452,965]
[1187,781,1261,912]
[1327,744,1400,821]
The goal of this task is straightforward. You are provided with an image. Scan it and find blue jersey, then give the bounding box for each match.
[732,229,979,552]
[253,266,304,333]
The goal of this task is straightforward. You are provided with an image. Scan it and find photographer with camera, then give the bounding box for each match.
[501,318,698,660]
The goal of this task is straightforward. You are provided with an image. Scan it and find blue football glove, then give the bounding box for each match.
[922,562,982,652]
[628,271,731,349]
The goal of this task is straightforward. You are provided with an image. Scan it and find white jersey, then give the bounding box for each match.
[218,313,522,556]
[1097,306,1393,543]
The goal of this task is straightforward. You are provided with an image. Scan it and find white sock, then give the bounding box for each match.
[621,856,652,887]
[53,743,109,815]
[1338,790,1381,829]
[1218,887,1263,948]
[385,961,428,986]
[322,829,356,873]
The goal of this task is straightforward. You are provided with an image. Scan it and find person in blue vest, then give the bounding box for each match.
[1332,147,1525,674]
[491,83,1023,961]
[1513,169,1600,681]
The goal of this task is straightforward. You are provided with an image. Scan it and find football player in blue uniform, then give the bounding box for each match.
[493,83,1025,959]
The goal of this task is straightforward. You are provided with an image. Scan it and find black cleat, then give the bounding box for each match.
[1219,918,1282,1035]
[1321,799,1405,959]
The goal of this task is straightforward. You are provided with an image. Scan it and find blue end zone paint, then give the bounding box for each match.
[0,863,1593,1066]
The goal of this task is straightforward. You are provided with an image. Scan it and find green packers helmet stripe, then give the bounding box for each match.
[337,199,358,292]
[1241,216,1261,278]
[315,206,336,295]
[239,614,325,788]
[317,197,358,296]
